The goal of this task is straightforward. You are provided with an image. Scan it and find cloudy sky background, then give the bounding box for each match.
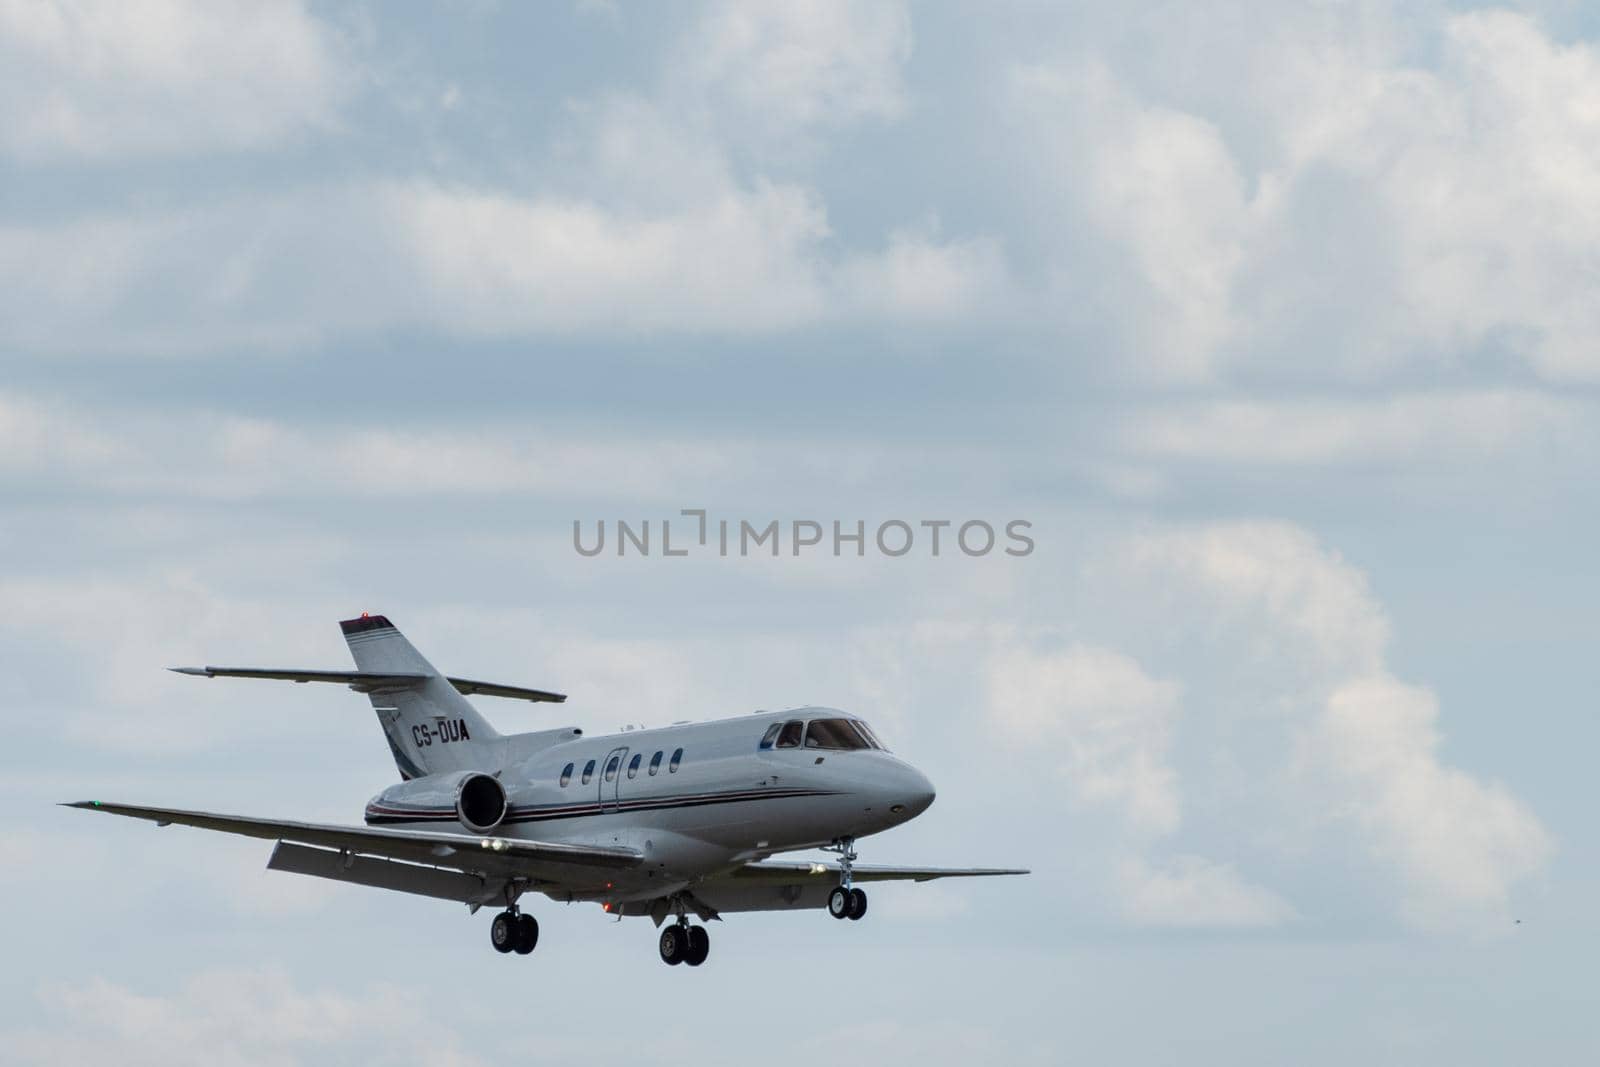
[2,1,1596,1063]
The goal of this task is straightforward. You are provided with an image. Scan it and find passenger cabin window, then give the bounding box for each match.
[758,723,783,749]
[604,754,621,782]
[581,759,596,785]
[803,718,873,750]
[649,750,663,775]
[627,753,642,779]
[669,747,684,772]
[775,720,804,748]
[559,762,574,787]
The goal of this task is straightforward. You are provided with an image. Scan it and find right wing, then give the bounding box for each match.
[690,860,1029,915]
[729,861,1030,883]
[65,800,636,906]
[171,666,567,702]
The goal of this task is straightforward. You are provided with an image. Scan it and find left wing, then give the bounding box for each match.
[65,800,637,905]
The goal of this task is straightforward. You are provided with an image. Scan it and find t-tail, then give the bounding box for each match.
[339,615,501,779]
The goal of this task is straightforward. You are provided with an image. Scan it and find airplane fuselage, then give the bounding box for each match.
[362,707,937,910]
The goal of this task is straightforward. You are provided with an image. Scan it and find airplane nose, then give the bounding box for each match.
[889,763,936,819]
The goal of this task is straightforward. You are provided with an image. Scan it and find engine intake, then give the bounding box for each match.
[456,772,508,833]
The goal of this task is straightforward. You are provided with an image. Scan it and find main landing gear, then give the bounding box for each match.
[658,894,710,967]
[659,920,710,967]
[824,835,869,921]
[490,909,539,956]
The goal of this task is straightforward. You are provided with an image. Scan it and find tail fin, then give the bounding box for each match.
[341,615,500,778]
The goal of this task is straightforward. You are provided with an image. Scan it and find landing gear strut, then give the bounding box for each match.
[824,836,869,921]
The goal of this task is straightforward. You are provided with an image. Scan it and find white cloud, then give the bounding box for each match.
[0,0,346,161]
[1128,522,1390,677]
[686,0,912,130]
[1130,521,1552,930]
[1009,61,1250,381]
[0,1,986,352]
[1117,854,1297,928]
[1372,12,1600,382]
[1315,675,1552,931]
[0,189,398,354]
[1119,390,1587,468]
[988,641,1181,836]
[1013,7,1600,383]
[836,228,1011,321]
[0,390,741,502]
[10,971,485,1067]
[387,178,831,335]
[0,175,1008,351]
[1232,7,1600,384]
[968,520,1551,933]
[0,570,343,753]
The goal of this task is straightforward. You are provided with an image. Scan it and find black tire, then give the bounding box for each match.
[490,912,516,954]
[513,913,539,955]
[828,885,852,919]
[848,887,868,921]
[659,924,686,965]
[686,924,709,967]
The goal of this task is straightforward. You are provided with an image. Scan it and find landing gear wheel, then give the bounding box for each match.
[847,887,868,920]
[685,924,710,966]
[490,911,517,954]
[659,924,688,965]
[513,913,540,954]
[828,885,852,920]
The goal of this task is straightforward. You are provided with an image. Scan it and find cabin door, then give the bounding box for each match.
[598,746,629,814]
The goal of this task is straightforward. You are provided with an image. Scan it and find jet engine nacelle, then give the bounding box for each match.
[369,770,508,834]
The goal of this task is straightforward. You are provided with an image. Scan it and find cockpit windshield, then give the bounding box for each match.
[803,718,879,750]
[853,720,888,751]
[760,715,889,751]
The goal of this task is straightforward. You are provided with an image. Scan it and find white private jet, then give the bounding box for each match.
[68,614,1026,967]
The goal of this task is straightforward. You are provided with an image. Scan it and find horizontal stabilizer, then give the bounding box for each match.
[171,666,426,690]
[171,666,566,702]
[442,677,566,703]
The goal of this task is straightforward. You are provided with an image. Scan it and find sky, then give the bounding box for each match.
[1,1,1597,1063]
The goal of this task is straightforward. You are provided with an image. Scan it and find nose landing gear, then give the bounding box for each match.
[823,836,869,921]
[828,885,868,920]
